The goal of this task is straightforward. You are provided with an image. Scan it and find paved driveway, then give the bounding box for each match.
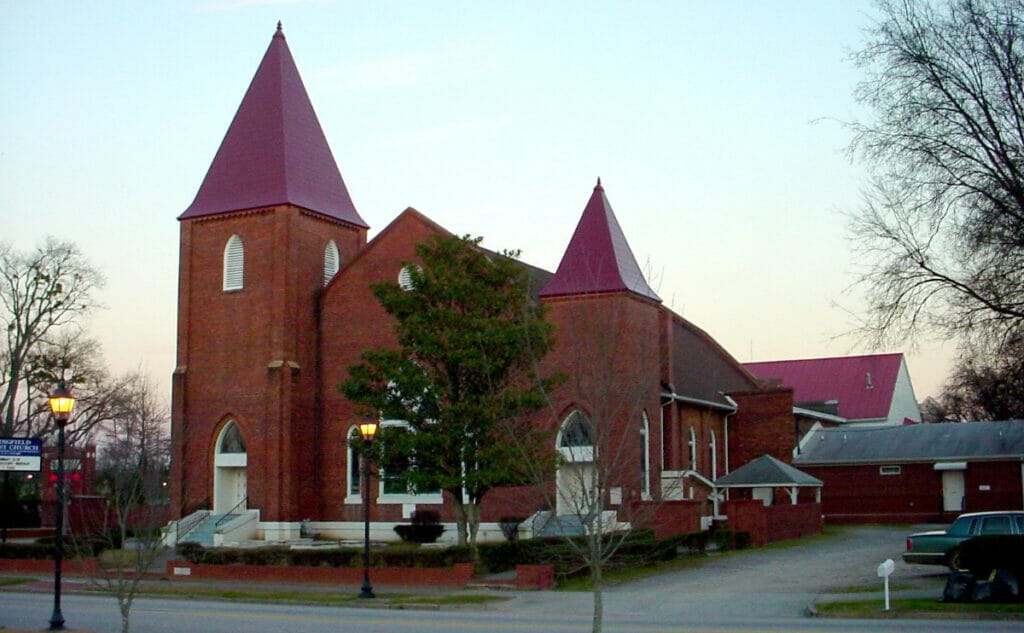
[498,525,944,622]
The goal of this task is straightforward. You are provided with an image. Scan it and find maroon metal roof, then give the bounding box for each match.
[539,180,660,301]
[180,24,367,227]
[743,353,905,421]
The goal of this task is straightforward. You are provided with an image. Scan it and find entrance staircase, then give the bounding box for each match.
[179,514,231,548]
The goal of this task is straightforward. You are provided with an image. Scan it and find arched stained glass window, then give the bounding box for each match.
[218,421,246,454]
[559,410,594,448]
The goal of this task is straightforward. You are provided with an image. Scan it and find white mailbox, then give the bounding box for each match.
[877,558,895,577]
[877,558,895,610]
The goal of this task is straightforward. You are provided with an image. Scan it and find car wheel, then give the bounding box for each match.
[946,548,963,570]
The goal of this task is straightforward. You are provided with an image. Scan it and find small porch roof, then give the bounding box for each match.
[714,454,822,488]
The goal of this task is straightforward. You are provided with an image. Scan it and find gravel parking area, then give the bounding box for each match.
[499,524,948,621]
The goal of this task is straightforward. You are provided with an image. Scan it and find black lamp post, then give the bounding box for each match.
[48,380,75,631]
[357,420,378,599]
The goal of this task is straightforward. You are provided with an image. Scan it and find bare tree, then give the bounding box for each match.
[515,297,672,633]
[934,337,1024,420]
[74,371,170,633]
[847,0,1024,353]
[1,238,103,438]
[1,240,103,542]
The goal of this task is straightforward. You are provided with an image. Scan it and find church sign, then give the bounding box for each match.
[0,438,42,472]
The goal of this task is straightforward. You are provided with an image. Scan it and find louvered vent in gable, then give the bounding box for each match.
[223,235,244,291]
[324,240,340,286]
[398,265,421,292]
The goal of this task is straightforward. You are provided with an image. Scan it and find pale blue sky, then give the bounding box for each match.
[0,1,955,401]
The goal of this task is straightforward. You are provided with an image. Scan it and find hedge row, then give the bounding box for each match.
[476,528,750,576]
[175,542,474,568]
[0,535,120,560]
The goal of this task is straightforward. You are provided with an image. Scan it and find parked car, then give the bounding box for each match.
[903,511,1024,569]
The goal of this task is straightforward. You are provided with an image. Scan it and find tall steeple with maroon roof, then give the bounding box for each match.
[540,179,661,301]
[180,22,367,228]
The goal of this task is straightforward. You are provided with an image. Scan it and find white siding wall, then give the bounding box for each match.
[886,359,921,425]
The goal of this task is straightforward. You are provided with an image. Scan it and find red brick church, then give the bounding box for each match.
[169,25,816,545]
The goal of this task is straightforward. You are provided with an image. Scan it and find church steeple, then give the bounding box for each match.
[180,24,367,228]
[540,180,660,301]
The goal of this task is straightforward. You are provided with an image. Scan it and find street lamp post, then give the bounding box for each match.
[47,380,75,631]
[357,420,378,599]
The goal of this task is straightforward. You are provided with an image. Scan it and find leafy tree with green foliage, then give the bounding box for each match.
[342,234,559,549]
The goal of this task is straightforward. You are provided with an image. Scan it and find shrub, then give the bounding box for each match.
[0,542,55,560]
[394,510,445,544]
[499,516,524,542]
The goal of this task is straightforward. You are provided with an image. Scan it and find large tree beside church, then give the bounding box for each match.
[342,234,559,548]
[847,0,1024,353]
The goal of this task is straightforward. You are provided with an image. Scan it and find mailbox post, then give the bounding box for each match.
[877,558,895,611]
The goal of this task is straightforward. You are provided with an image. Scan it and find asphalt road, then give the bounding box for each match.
[2,591,1021,633]
[1,524,1011,633]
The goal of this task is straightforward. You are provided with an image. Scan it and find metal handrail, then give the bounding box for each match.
[176,510,209,543]
[215,497,248,527]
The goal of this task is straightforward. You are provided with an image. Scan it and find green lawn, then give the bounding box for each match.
[817,598,1024,620]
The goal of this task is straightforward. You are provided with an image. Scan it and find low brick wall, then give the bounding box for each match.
[723,500,823,546]
[639,500,702,538]
[166,560,477,587]
[515,564,554,590]
[0,558,100,574]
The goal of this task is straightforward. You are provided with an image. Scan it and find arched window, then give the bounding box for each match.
[223,235,244,291]
[640,411,650,499]
[688,427,697,470]
[323,240,340,286]
[218,421,246,454]
[558,410,594,463]
[709,429,718,480]
[346,427,361,500]
[560,411,593,447]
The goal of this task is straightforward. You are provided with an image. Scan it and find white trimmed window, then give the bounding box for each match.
[376,420,442,504]
[346,427,362,502]
[688,427,697,470]
[223,235,244,291]
[558,410,595,463]
[879,465,902,476]
[323,240,340,286]
[640,411,650,499]
[709,429,717,481]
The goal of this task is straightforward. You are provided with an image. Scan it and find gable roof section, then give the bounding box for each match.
[743,353,904,421]
[181,24,367,228]
[794,420,1024,465]
[670,315,759,406]
[330,207,552,298]
[715,454,822,488]
[539,180,660,301]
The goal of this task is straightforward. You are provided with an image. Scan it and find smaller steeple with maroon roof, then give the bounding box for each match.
[540,179,661,301]
[180,23,367,228]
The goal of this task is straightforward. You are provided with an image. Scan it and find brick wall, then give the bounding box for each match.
[723,498,823,546]
[172,204,366,522]
[728,388,796,469]
[803,460,1024,524]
